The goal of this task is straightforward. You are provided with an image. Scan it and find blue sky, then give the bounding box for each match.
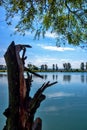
[0,7,87,69]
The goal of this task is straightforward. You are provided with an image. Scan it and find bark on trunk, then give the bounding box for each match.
[3,41,57,130]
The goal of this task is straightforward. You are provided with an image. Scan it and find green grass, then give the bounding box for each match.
[0,70,7,72]
[0,69,87,73]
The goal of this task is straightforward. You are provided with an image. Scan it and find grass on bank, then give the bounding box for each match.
[0,69,87,73]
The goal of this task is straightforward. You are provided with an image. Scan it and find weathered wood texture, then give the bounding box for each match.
[3,41,57,130]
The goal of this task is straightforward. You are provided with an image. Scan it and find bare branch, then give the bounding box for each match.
[24,67,43,79]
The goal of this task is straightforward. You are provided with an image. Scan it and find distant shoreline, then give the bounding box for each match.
[0,69,87,73]
[0,70,7,72]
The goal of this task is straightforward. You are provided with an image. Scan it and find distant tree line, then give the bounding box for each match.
[63,63,71,71]
[80,62,87,71]
[40,63,72,71]
[0,62,87,72]
[27,62,87,72]
[27,64,39,70]
[0,65,7,70]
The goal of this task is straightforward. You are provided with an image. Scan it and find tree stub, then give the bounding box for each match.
[3,41,57,130]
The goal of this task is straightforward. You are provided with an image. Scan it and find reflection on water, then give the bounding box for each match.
[0,73,8,130]
[52,74,58,80]
[63,75,71,82]
[43,75,48,80]
[42,72,87,83]
[81,75,84,83]
[0,74,4,77]
[0,73,7,77]
[0,72,87,130]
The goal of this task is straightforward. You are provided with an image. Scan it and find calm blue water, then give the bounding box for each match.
[0,72,87,130]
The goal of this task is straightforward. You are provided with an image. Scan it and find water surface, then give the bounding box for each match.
[0,72,87,130]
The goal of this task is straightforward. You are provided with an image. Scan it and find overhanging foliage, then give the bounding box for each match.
[1,0,87,45]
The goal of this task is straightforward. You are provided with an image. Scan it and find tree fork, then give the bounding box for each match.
[3,41,57,130]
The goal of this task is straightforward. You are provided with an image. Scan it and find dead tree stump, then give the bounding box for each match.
[3,41,57,130]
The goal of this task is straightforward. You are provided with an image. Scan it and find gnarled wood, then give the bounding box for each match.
[3,41,57,130]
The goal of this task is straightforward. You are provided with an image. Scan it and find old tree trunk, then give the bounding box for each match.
[3,41,57,130]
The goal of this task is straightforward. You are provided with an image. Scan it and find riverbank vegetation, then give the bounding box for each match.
[1,69,87,73]
[0,62,87,73]
[26,62,87,72]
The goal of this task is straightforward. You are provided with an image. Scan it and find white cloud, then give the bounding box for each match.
[27,55,58,67]
[60,59,84,69]
[0,49,6,65]
[0,57,6,65]
[27,56,53,67]
[27,54,84,69]
[37,44,75,51]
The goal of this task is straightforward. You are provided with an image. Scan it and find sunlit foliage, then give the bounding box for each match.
[1,0,87,45]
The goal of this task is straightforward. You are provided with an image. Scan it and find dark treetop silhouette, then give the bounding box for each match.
[3,41,57,130]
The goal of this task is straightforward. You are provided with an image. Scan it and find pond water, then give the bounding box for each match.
[0,72,87,130]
